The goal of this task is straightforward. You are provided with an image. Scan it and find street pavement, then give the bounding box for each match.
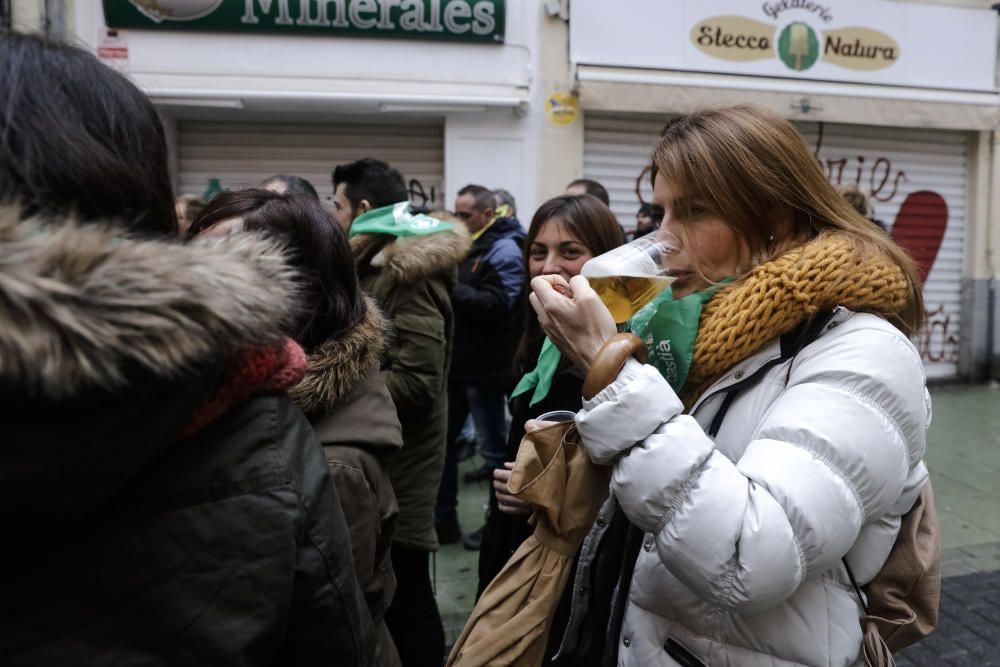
[896,383,1000,666]
[436,382,1000,663]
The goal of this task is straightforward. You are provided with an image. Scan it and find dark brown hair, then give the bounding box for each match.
[565,178,610,206]
[514,194,623,370]
[650,105,923,335]
[189,189,366,351]
[0,32,176,234]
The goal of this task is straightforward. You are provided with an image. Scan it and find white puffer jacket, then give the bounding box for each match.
[575,308,931,667]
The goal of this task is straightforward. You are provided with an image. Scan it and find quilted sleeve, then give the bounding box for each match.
[575,326,928,612]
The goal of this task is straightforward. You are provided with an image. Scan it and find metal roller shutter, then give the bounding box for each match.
[177,120,446,210]
[584,113,968,378]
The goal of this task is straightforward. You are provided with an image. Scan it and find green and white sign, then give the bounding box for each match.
[105,0,505,44]
[777,22,820,72]
[571,0,997,92]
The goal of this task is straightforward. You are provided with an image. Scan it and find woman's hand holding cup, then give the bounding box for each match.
[528,275,617,373]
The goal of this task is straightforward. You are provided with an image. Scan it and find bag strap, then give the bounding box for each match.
[706,310,835,438]
[843,557,869,614]
[697,308,895,665]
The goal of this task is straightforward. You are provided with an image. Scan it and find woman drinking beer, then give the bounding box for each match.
[529,105,931,667]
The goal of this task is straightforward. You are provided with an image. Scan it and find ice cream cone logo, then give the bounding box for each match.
[127,0,223,23]
[778,21,819,71]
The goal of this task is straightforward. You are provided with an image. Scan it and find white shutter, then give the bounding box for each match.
[584,113,968,378]
[582,114,661,227]
[177,120,445,210]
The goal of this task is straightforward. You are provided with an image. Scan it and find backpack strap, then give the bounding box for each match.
[842,557,869,614]
[706,309,836,438]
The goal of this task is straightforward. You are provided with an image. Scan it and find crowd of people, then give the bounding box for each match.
[2,30,935,667]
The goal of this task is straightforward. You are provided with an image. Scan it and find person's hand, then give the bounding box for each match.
[528,275,617,372]
[494,463,532,515]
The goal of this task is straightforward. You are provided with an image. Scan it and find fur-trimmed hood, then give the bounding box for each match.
[291,296,403,453]
[0,208,301,400]
[289,296,389,417]
[350,223,470,285]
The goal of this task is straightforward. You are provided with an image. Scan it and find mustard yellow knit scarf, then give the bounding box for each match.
[680,232,911,407]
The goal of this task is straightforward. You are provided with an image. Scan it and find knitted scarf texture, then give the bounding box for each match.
[680,232,911,407]
[180,337,307,438]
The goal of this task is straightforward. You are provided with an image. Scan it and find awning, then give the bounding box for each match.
[136,73,528,113]
[576,65,1000,131]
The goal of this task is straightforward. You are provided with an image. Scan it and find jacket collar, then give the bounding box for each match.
[350,224,470,285]
[470,216,524,252]
[288,297,388,418]
[688,306,850,416]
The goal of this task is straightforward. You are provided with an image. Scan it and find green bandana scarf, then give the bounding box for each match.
[348,202,455,239]
[625,282,728,392]
[512,280,730,405]
[510,337,562,407]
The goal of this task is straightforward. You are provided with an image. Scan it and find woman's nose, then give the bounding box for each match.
[541,254,561,275]
[658,219,684,248]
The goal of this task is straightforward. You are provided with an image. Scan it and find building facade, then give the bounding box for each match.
[6,0,1000,381]
[563,0,1000,382]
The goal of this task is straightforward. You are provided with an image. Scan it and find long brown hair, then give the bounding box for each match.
[514,194,624,370]
[650,105,924,336]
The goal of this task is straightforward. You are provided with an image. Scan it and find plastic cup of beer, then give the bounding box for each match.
[580,229,679,324]
[535,410,577,423]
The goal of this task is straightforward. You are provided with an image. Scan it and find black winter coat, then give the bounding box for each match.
[451,217,526,387]
[0,214,373,666]
[4,396,372,666]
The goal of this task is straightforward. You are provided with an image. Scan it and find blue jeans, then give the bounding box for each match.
[435,380,508,522]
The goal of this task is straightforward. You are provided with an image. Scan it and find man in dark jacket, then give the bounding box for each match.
[436,184,525,547]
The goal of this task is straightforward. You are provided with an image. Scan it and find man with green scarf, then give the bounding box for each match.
[334,158,471,667]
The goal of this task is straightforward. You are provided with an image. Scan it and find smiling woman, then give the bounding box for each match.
[475,193,622,658]
[528,212,594,281]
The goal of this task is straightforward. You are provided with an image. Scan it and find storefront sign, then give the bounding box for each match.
[571,0,996,92]
[105,0,505,44]
[691,15,898,73]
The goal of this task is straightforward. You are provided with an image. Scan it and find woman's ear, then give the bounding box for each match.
[772,208,795,241]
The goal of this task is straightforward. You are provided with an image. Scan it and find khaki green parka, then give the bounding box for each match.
[350,223,470,551]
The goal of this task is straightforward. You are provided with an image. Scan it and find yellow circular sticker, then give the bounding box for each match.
[545,92,580,126]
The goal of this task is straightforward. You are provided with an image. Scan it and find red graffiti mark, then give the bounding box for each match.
[890,190,949,284]
[821,155,907,202]
[877,171,908,202]
[918,304,960,364]
[826,157,848,183]
[812,123,907,201]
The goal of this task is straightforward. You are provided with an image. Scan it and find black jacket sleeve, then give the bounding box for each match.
[451,268,509,323]
[274,398,376,667]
